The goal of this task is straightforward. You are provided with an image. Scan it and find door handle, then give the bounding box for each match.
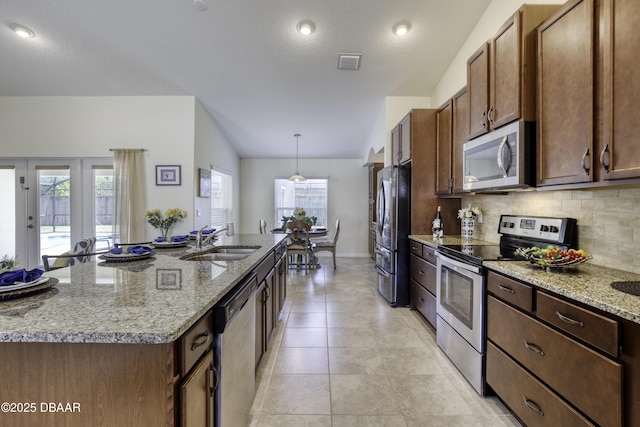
[600,143,610,173]
[581,148,590,175]
[27,224,34,229]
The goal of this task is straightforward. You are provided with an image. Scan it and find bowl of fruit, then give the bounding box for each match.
[516,245,591,270]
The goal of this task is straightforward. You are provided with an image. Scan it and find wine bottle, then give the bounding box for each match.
[432,206,443,238]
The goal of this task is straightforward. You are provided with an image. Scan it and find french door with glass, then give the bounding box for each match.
[0,158,112,269]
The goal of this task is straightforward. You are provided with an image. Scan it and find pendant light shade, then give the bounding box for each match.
[289,133,306,182]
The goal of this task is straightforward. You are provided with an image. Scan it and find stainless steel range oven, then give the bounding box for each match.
[435,215,578,396]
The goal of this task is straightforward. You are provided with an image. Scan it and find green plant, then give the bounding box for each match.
[144,208,187,238]
[0,255,17,272]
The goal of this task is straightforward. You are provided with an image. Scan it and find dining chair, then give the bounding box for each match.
[42,237,104,271]
[259,219,267,234]
[284,220,315,270]
[312,219,340,269]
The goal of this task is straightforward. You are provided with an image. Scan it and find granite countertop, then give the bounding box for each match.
[485,260,640,324]
[0,234,286,344]
[409,234,640,325]
[409,234,496,248]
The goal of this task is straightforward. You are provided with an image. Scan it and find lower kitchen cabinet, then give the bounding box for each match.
[181,349,215,427]
[409,240,437,329]
[486,270,623,427]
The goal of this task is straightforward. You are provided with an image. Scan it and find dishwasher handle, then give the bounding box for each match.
[212,272,258,333]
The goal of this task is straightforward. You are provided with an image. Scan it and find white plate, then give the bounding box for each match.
[153,241,188,248]
[103,250,153,259]
[0,276,50,292]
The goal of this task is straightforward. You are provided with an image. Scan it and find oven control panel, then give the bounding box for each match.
[498,215,576,244]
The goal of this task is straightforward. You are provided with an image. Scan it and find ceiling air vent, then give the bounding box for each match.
[337,53,362,70]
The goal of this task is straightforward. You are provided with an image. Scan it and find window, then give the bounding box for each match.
[274,179,328,227]
[211,170,233,228]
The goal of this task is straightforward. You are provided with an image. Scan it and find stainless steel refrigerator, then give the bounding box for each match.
[374,164,410,307]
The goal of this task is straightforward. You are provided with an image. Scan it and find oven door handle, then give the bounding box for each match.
[436,253,482,275]
[375,265,390,277]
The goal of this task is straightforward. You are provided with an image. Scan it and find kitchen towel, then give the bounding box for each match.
[0,268,44,285]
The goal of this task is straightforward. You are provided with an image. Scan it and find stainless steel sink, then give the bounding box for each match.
[207,246,260,254]
[179,246,260,262]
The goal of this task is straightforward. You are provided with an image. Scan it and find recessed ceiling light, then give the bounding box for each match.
[392,21,410,36]
[193,0,208,12]
[296,20,316,36]
[10,23,35,38]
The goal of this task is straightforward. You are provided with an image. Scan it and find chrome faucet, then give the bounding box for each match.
[196,225,209,249]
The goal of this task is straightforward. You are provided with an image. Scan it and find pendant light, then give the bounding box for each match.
[289,133,306,182]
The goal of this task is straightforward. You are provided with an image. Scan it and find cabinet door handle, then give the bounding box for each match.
[600,143,610,172]
[190,331,210,351]
[523,396,544,417]
[419,297,425,302]
[523,340,545,356]
[498,284,515,294]
[487,105,494,125]
[581,148,590,175]
[210,362,220,396]
[555,311,584,328]
[480,111,486,129]
[418,270,425,275]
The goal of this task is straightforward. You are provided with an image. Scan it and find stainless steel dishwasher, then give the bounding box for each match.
[212,272,258,427]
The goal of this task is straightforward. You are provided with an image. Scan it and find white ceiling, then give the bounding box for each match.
[0,0,491,159]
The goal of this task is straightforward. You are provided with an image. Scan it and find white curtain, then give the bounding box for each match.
[112,149,146,243]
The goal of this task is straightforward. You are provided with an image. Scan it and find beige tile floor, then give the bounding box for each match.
[248,257,522,427]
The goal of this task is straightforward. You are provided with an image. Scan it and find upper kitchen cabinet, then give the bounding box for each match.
[392,114,412,165]
[598,0,640,181]
[436,87,469,195]
[402,109,461,234]
[436,100,453,195]
[467,5,562,140]
[537,0,594,187]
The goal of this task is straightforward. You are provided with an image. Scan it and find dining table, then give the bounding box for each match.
[271,225,328,269]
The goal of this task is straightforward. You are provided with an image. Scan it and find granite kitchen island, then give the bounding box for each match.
[0,234,287,427]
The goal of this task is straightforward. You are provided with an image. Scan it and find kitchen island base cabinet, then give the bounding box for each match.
[181,350,215,427]
[0,342,178,427]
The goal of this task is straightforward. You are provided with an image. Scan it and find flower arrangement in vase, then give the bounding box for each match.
[144,208,187,238]
[282,207,313,226]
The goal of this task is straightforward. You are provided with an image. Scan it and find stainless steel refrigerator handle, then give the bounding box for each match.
[376,184,386,234]
[375,265,390,277]
[375,246,390,256]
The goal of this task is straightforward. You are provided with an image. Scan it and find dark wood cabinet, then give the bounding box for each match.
[403,109,461,235]
[436,100,453,195]
[409,241,437,329]
[451,87,469,194]
[437,87,469,195]
[486,271,623,427]
[537,0,595,187]
[598,0,640,181]
[181,349,215,427]
[468,5,561,141]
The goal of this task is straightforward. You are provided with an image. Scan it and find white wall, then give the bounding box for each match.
[193,100,241,231]
[0,96,211,238]
[240,158,369,257]
[431,0,566,106]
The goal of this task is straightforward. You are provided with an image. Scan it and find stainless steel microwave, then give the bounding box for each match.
[463,120,535,191]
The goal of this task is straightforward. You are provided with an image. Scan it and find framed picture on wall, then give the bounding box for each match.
[198,168,211,197]
[156,165,181,186]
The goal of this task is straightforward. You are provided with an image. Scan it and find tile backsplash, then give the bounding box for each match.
[460,187,640,273]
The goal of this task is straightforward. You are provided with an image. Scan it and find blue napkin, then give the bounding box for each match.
[0,268,44,285]
[172,235,189,242]
[190,229,215,235]
[110,247,123,254]
[127,245,152,254]
[154,237,167,242]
